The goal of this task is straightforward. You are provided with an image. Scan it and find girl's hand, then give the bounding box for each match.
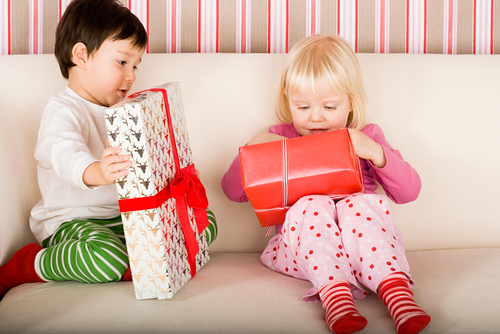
[247,132,287,146]
[348,129,386,168]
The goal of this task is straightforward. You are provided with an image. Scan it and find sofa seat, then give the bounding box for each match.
[1,249,499,333]
[2,53,500,333]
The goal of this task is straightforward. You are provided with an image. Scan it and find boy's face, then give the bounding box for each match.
[78,38,145,107]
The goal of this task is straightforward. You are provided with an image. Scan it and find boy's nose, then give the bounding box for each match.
[125,69,136,82]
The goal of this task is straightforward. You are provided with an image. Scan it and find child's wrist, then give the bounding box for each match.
[370,145,386,168]
[83,161,108,186]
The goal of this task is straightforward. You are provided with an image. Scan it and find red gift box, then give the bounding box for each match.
[239,129,364,227]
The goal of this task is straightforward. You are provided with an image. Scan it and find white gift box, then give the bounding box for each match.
[105,82,210,300]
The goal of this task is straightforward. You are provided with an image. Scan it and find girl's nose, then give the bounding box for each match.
[309,107,324,122]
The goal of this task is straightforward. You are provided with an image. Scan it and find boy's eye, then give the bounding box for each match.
[118,60,127,65]
[133,66,139,71]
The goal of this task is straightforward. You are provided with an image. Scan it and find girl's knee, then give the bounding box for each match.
[293,195,336,210]
[288,195,336,218]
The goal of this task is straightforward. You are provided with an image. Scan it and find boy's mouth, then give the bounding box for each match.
[118,89,128,99]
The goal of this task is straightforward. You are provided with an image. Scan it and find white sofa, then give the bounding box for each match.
[1,53,499,333]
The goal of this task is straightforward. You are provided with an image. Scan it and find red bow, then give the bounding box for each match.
[170,164,209,276]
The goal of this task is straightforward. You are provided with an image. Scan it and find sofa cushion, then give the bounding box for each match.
[1,249,499,333]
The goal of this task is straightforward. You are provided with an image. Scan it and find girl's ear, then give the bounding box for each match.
[71,42,88,69]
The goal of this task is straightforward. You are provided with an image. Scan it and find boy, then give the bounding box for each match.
[0,0,148,296]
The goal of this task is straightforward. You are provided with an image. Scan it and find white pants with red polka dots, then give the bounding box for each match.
[260,194,412,302]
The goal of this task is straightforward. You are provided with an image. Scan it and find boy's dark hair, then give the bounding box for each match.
[55,0,148,79]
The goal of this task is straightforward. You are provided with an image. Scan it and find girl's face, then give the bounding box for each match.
[288,91,352,136]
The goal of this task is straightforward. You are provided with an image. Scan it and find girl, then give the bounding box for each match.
[221,35,430,334]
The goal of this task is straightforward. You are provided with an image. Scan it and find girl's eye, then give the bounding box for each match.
[298,106,309,110]
[325,106,337,111]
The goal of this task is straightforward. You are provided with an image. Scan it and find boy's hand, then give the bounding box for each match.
[100,147,132,183]
[83,146,132,186]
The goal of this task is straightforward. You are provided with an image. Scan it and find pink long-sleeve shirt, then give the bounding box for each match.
[221,123,421,206]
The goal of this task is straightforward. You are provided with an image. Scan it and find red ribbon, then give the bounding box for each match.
[117,88,209,277]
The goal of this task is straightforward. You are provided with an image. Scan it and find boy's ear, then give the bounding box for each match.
[71,42,89,69]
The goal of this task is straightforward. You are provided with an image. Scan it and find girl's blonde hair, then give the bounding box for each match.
[276,34,368,130]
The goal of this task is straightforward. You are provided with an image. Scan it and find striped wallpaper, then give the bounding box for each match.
[0,0,499,55]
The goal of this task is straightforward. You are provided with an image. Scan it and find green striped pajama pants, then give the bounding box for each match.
[36,209,217,282]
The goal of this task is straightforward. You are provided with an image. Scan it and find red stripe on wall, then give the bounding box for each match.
[34,0,38,54]
[448,0,453,54]
[8,0,11,54]
[311,0,316,36]
[146,0,150,53]
[216,0,220,53]
[355,0,358,52]
[337,1,340,35]
[242,0,246,53]
[172,0,177,53]
[381,0,386,53]
[473,0,477,54]
[406,0,409,53]
[198,0,201,53]
[267,0,271,53]
[491,0,494,54]
[423,0,427,53]
[286,0,289,52]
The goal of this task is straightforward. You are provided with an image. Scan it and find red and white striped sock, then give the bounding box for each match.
[378,273,431,334]
[319,280,367,334]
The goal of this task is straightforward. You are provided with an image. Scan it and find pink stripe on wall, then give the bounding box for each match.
[217,0,220,52]
[306,0,320,37]
[198,0,219,53]
[444,0,457,54]
[30,0,43,54]
[237,0,251,53]
[337,0,358,52]
[241,0,247,53]
[166,0,180,53]
[129,0,150,53]
[375,0,389,53]
[58,0,70,20]
[172,0,178,53]
[268,0,289,53]
[1,0,10,55]
[306,0,319,37]
[406,0,427,54]
[473,0,494,54]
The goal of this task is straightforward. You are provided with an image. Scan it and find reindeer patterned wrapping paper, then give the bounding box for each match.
[105,82,210,300]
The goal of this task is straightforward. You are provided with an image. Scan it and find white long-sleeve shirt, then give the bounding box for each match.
[30,86,120,243]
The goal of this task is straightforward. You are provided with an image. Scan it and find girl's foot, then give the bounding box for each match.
[378,273,431,334]
[319,280,368,334]
[0,243,44,297]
